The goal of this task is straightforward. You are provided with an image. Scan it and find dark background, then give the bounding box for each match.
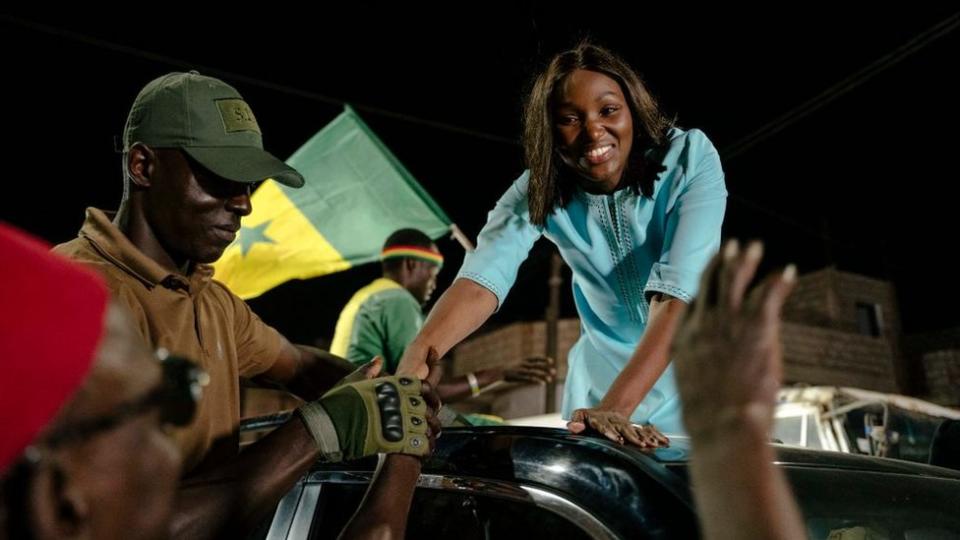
[3,5,957,344]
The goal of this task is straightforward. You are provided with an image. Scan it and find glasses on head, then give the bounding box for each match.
[40,350,209,449]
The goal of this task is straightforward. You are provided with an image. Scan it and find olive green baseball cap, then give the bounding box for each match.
[122,71,304,188]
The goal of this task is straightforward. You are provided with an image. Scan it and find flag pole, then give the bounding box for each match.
[449,224,475,252]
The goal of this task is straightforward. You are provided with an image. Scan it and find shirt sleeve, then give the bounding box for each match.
[644,129,728,304]
[221,283,285,377]
[456,171,544,308]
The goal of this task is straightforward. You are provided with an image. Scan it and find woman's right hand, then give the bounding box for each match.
[397,279,500,380]
[397,341,433,380]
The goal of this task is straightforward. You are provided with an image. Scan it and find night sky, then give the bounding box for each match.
[3,5,958,345]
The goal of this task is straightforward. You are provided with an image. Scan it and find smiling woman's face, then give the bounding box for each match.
[553,69,634,193]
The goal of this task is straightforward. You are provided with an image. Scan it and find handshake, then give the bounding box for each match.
[296,354,442,462]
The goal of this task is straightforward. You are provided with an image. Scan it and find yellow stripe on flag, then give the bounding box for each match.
[212,181,351,299]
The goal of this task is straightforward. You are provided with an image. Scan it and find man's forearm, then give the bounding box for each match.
[339,454,423,540]
[171,418,321,539]
[689,418,805,540]
[282,345,355,400]
[436,369,501,402]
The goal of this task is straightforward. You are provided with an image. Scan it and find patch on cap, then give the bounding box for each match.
[216,98,261,135]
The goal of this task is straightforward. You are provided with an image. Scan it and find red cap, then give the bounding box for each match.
[0,223,109,473]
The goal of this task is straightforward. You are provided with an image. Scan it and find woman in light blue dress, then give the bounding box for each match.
[399,41,727,446]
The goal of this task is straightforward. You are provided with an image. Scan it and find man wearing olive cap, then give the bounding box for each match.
[54,72,440,538]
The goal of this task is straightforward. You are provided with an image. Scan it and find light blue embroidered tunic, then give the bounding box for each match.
[457,128,727,434]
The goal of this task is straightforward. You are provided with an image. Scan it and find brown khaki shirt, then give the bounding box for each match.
[54,208,284,472]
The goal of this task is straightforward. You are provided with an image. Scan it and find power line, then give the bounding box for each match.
[721,11,960,160]
[717,10,960,255]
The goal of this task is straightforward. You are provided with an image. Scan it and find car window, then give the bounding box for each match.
[774,415,804,446]
[841,405,947,463]
[787,467,960,539]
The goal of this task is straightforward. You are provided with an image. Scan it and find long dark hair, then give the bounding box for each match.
[523,41,673,226]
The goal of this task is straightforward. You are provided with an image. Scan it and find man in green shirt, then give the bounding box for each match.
[330,229,443,373]
[332,229,555,402]
[331,229,441,373]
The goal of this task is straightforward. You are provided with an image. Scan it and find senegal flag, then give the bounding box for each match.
[212,106,452,299]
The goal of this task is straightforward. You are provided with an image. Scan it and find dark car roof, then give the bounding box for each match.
[302,425,960,539]
[311,425,700,539]
[311,425,960,482]
[441,425,960,471]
